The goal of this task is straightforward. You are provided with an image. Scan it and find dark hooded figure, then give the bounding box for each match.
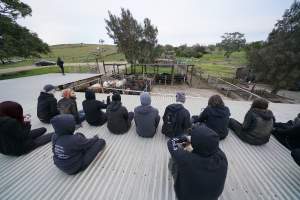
[51,114,106,175]
[229,98,274,145]
[162,92,191,138]
[272,113,300,150]
[0,101,52,156]
[106,93,134,134]
[192,95,230,140]
[56,57,65,75]
[134,92,160,137]
[37,84,59,123]
[82,90,110,126]
[167,125,228,200]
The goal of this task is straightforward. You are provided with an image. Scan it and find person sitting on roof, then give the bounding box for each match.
[192,95,230,140]
[162,92,191,138]
[57,88,85,125]
[229,98,274,145]
[37,84,59,123]
[0,101,52,156]
[106,92,134,134]
[51,114,106,175]
[167,125,228,200]
[82,90,110,126]
[272,113,300,150]
[291,149,300,167]
[134,92,160,138]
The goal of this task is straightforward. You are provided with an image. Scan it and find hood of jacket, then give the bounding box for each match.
[85,90,95,100]
[208,106,230,118]
[191,125,219,157]
[39,92,54,99]
[135,105,153,115]
[50,114,75,136]
[252,108,273,120]
[168,103,184,112]
[107,101,122,112]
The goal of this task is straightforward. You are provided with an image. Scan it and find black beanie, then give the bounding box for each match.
[112,93,121,101]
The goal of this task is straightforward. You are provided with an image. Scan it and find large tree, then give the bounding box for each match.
[218,32,246,58]
[105,8,158,64]
[247,1,300,94]
[0,0,50,63]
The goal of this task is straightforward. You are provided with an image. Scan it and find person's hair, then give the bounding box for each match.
[0,101,24,125]
[251,98,269,110]
[208,95,224,107]
[62,88,74,99]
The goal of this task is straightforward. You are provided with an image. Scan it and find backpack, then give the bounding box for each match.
[162,106,180,137]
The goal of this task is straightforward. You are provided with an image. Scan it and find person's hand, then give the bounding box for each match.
[24,114,31,123]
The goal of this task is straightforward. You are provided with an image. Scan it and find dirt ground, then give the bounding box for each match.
[151,84,232,100]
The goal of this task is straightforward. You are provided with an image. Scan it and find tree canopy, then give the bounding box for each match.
[218,32,246,58]
[247,1,300,93]
[105,8,158,64]
[0,0,49,63]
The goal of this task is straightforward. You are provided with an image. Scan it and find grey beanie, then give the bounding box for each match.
[43,84,55,93]
[176,92,186,103]
[140,92,151,106]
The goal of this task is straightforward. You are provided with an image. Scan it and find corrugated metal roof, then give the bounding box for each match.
[1,74,300,200]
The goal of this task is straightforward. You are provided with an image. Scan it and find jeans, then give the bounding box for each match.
[24,127,53,153]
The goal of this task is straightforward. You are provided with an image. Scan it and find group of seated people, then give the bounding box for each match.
[0,83,299,200]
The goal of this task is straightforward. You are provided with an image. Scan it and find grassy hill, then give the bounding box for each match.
[0,44,125,69]
[180,51,248,78]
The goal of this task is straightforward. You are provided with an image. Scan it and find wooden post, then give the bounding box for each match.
[103,61,107,74]
[117,65,120,74]
[145,65,147,74]
[142,64,144,74]
[113,65,116,74]
[171,65,175,85]
[125,64,127,74]
[96,58,100,74]
[190,66,194,87]
[131,64,133,74]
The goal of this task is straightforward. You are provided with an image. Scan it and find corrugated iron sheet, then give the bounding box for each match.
[1,74,300,200]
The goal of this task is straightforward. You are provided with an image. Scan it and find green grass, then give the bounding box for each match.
[179,50,248,78]
[127,65,176,74]
[0,66,90,80]
[0,44,125,69]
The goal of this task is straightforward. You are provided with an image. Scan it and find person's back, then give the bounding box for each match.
[37,85,59,123]
[162,103,191,137]
[0,116,30,155]
[134,92,160,137]
[168,125,228,200]
[229,98,274,145]
[82,90,108,126]
[51,114,105,175]
[106,93,133,134]
[198,106,230,139]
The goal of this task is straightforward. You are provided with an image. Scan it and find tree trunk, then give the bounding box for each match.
[0,58,5,64]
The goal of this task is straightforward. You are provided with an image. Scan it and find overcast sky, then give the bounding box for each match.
[18,0,294,46]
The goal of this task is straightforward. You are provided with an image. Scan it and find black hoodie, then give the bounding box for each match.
[241,108,274,145]
[197,106,230,139]
[106,101,131,134]
[162,103,191,137]
[37,92,59,123]
[51,114,105,174]
[82,90,108,126]
[168,125,228,200]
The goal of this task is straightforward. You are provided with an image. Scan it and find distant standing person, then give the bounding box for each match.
[57,57,65,75]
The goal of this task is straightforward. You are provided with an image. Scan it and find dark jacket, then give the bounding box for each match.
[168,125,228,200]
[241,108,274,145]
[82,91,108,126]
[37,92,59,123]
[162,103,191,137]
[106,101,131,134]
[0,116,33,156]
[57,97,80,124]
[197,106,230,139]
[51,114,105,175]
[134,105,160,137]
